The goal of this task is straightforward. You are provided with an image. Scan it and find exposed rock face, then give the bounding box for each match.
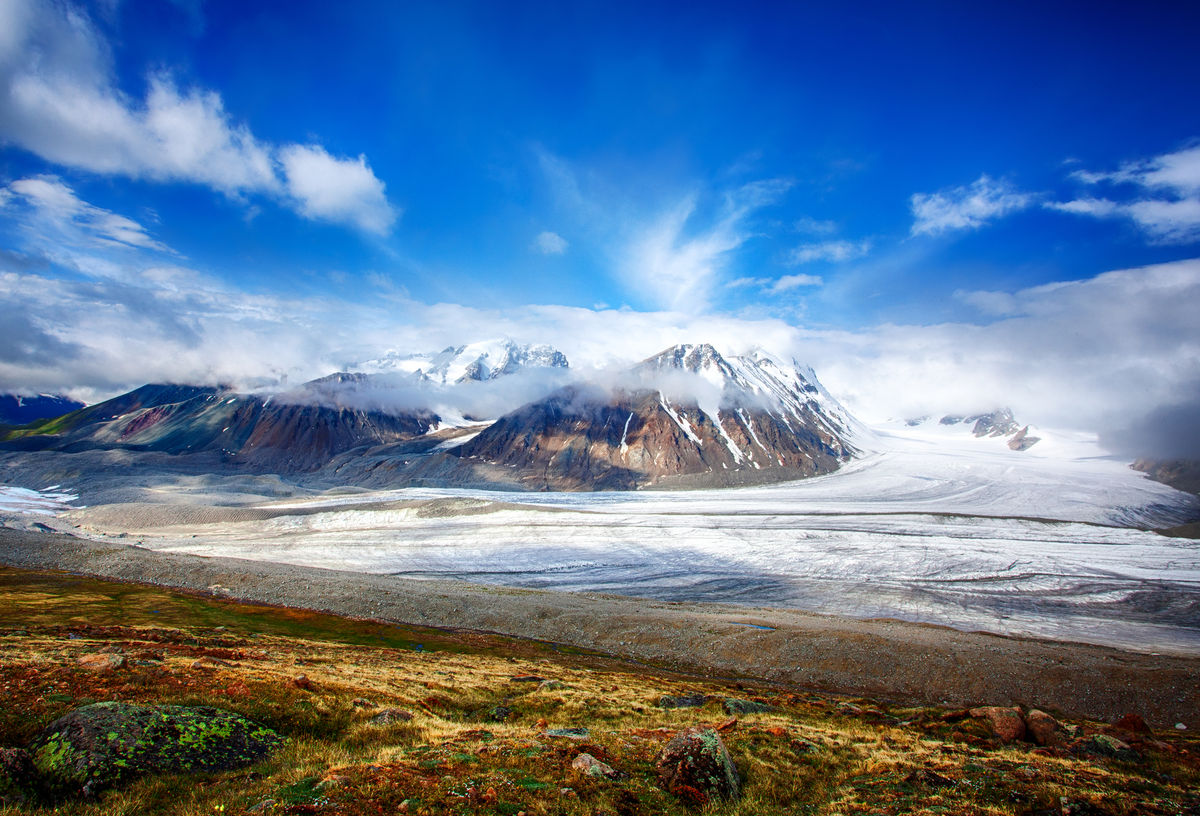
[28,702,281,797]
[1133,458,1200,496]
[456,344,860,490]
[1007,425,1041,451]
[969,409,1021,438]
[939,408,1040,452]
[655,727,740,803]
[3,381,437,473]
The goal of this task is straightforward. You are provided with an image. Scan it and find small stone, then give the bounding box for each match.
[969,706,1026,742]
[1088,733,1139,761]
[538,679,566,690]
[715,717,738,732]
[723,698,773,715]
[658,694,706,709]
[487,705,513,722]
[190,656,230,669]
[1025,709,1067,747]
[1113,713,1152,735]
[903,768,954,788]
[571,752,624,779]
[291,674,316,691]
[247,799,276,812]
[351,698,376,708]
[76,654,125,672]
[1175,723,1187,730]
[542,727,589,739]
[371,708,413,725]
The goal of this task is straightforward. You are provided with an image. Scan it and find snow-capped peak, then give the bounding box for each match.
[637,343,868,447]
[355,338,569,383]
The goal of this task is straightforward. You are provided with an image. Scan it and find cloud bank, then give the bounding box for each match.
[2,171,1198,458]
[0,0,396,235]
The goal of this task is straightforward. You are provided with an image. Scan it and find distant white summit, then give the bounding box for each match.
[635,342,865,448]
[356,338,568,383]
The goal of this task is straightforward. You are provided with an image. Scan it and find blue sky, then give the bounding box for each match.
[2,0,1200,444]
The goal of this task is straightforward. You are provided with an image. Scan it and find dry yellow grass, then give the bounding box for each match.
[0,565,1197,815]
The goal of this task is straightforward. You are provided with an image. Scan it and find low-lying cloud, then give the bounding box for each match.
[1,173,1198,460]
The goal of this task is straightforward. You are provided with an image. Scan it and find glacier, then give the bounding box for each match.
[16,419,1194,655]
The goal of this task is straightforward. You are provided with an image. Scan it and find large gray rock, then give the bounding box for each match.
[655,727,740,803]
[28,702,282,797]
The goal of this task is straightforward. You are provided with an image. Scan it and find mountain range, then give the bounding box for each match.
[0,340,1044,492]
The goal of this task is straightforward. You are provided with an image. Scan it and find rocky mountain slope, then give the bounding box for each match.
[1,381,437,474]
[1,342,864,491]
[455,344,860,489]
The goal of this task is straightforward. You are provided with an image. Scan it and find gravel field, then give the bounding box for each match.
[2,525,1196,730]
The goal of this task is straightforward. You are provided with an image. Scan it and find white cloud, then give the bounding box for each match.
[785,239,870,265]
[533,230,568,255]
[809,259,1200,437]
[726,276,768,289]
[910,175,1033,235]
[535,149,792,315]
[622,180,791,313]
[727,273,824,294]
[1044,197,1120,217]
[794,216,837,235]
[1075,144,1200,196]
[1124,197,1200,243]
[279,145,397,236]
[4,175,169,252]
[2,223,1199,457]
[625,197,742,313]
[1059,145,1200,244]
[0,0,394,235]
[769,273,823,293]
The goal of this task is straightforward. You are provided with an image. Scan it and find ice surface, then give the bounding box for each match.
[0,485,79,514]
[53,422,1197,654]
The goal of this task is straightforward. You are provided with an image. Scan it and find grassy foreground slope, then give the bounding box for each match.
[1,566,1197,816]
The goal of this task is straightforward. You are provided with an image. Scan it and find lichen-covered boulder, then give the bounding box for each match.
[723,698,774,715]
[28,702,282,797]
[655,727,740,804]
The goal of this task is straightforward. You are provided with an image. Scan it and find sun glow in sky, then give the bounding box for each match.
[1,0,1199,453]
